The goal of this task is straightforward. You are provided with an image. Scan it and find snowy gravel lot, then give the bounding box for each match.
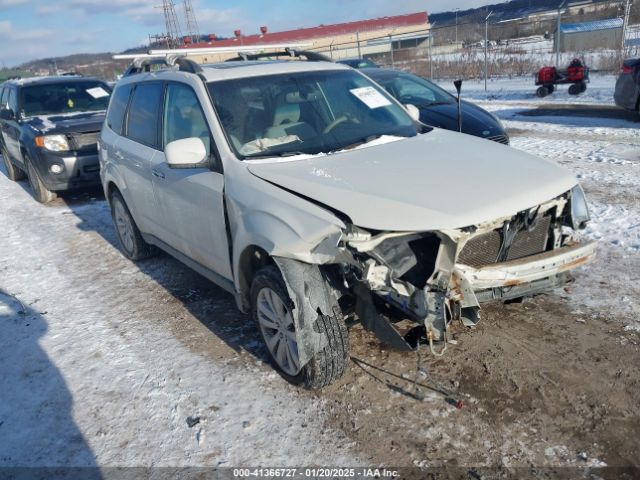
[0,75,638,475]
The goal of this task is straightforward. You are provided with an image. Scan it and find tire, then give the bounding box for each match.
[536,86,548,98]
[109,190,157,260]
[579,81,587,93]
[547,84,555,94]
[1,145,26,181]
[251,265,349,389]
[568,84,581,95]
[24,153,56,203]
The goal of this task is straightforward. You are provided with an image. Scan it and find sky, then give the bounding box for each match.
[0,0,495,67]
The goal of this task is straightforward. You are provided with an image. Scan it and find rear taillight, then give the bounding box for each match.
[621,64,633,74]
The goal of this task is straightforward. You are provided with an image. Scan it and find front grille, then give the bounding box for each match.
[69,131,99,152]
[458,215,551,268]
[488,134,510,145]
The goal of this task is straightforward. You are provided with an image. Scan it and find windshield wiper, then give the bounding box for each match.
[245,150,310,159]
[424,101,453,107]
[325,134,384,154]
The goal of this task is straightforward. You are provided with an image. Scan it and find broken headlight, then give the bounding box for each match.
[570,184,590,230]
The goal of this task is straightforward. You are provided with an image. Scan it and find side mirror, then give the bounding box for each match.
[0,108,15,121]
[165,137,207,168]
[404,104,420,122]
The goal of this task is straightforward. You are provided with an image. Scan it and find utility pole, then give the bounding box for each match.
[622,0,632,53]
[485,11,493,92]
[160,0,183,48]
[455,8,460,44]
[429,23,435,80]
[556,0,567,68]
[356,31,362,58]
[389,34,394,67]
[183,0,200,43]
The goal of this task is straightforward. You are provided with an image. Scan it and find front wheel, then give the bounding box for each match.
[251,265,349,389]
[1,146,26,181]
[24,154,56,203]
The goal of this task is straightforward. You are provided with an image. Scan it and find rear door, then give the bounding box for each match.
[150,81,232,280]
[117,81,165,237]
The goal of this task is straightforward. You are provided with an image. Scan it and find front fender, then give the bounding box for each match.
[225,169,346,300]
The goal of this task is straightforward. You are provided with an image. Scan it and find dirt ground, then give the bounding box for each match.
[323,296,640,475]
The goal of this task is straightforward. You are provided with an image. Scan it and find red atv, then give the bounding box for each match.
[535,59,589,97]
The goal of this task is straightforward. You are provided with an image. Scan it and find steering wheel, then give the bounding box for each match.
[323,112,359,134]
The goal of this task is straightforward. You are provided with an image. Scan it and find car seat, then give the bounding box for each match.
[264,102,316,140]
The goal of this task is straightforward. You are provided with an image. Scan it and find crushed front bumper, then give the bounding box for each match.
[455,240,598,291]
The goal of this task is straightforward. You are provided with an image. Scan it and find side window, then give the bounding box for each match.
[7,88,18,114]
[126,83,163,149]
[106,84,133,135]
[395,78,436,103]
[0,87,8,109]
[163,82,217,168]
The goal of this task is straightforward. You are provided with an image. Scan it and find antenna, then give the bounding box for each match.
[183,0,200,42]
[161,0,183,48]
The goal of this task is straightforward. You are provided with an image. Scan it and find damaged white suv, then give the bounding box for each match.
[100,52,596,388]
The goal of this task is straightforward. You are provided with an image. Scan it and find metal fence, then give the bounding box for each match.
[311,0,639,88]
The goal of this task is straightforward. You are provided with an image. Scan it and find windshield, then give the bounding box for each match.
[20,81,111,117]
[371,72,455,107]
[207,69,421,159]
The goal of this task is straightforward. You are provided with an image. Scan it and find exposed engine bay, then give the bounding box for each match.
[275,187,597,365]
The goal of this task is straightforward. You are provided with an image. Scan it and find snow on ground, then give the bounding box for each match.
[0,179,364,467]
[436,72,618,104]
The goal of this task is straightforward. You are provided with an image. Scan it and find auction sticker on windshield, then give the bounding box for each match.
[86,87,110,99]
[350,86,392,109]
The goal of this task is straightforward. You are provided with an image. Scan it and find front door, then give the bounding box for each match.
[151,81,232,280]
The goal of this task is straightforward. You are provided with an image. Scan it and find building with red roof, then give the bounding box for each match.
[184,12,431,62]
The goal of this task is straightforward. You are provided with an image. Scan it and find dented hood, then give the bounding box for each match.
[247,129,578,232]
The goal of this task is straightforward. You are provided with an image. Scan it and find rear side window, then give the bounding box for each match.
[106,84,133,135]
[126,83,163,149]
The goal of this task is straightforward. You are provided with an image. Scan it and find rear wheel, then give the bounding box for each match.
[1,146,26,181]
[24,154,56,203]
[251,265,349,389]
[568,83,581,95]
[109,190,157,260]
[547,84,555,94]
[536,86,549,98]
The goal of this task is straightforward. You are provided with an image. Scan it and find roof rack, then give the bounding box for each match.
[226,48,332,62]
[120,54,203,77]
[147,42,311,56]
[113,43,321,77]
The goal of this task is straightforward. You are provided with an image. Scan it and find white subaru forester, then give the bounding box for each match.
[99,52,596,388]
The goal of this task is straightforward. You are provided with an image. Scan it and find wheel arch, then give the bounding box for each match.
[236,244,275,312]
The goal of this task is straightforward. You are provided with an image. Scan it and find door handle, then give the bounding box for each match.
[152,169,165,179]
[114,151,124,160]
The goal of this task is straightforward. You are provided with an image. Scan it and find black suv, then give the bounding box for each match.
[0,76,111,202]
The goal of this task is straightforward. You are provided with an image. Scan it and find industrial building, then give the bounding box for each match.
[185,12,431,63]
[556,18,624,51]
